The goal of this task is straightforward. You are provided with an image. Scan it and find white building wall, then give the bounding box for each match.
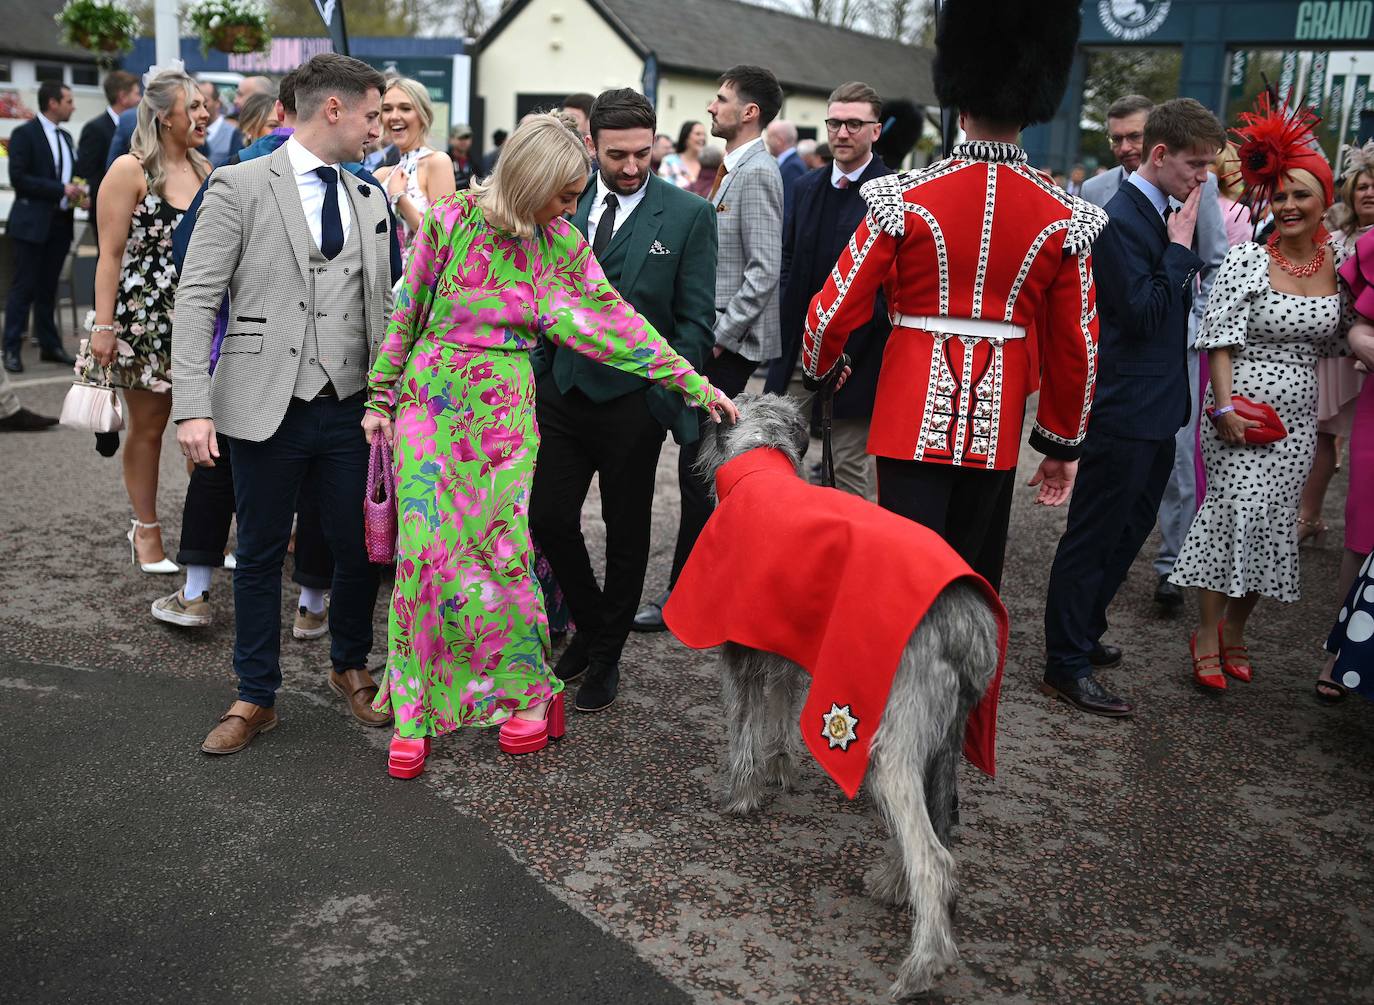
[477,0,643,138]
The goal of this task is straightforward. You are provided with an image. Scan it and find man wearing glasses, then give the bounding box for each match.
[1082,94,1228,614]
[764,81,893,500]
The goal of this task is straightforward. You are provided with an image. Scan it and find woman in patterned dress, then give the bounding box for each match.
[658,120,706,189]
[373,77,455,275]
[85,68,210,573]
[1169,162,1349,689]
[362,115,737,778]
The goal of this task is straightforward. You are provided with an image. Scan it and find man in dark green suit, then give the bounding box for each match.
[529,89,718,713]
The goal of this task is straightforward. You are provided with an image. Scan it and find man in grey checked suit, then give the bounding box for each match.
[1083,93,1229,614]
[635,64,784,631]
[172,54,393,756]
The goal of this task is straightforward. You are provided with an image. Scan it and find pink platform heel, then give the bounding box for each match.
[387,734,431,779]
[498,694,566,755]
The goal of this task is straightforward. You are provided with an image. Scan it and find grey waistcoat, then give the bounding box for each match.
[293,212,369,401]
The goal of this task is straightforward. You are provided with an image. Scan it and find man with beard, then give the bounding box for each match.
[529,88,718,711]
[635,63,784,632]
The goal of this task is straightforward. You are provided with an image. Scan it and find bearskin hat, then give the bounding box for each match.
[873,99,925,167]
[932,0,1082,127]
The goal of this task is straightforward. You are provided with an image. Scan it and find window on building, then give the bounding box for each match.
[0,60,11,84]
[36,63,64,84]
[72,64,98,87]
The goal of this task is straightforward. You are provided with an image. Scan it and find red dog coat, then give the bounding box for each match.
[664,447,1007,799]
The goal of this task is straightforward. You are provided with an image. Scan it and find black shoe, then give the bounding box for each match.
[631,589,669,633]
[39,348,76,366]
[1040,671,1134,717]
[574,662,619,713]
[1154,575,1184,608]
[1088,642,1122,669]
[554,632,591,684]
[3,350,22,374]
[0,407,59,432]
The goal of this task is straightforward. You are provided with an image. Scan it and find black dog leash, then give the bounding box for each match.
[817,353,850,489]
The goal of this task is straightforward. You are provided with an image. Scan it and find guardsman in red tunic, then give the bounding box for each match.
[802,0,1103,590]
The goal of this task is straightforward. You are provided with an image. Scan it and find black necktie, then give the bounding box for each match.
[1163,204,1175,224]
[315,166,343,260]
[592,192,618,258]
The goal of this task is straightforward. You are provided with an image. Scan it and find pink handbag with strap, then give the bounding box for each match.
[364,435,397,564]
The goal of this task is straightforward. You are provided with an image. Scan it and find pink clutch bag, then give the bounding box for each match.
[364,435,397,564]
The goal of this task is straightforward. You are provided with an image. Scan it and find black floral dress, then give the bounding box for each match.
[79,178,185,392]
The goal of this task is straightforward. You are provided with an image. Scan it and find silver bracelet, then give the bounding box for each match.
[90,323,116,333]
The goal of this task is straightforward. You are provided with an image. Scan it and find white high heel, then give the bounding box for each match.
[128,519,180,574]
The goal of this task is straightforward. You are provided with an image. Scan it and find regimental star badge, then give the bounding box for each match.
[821,703,859,750]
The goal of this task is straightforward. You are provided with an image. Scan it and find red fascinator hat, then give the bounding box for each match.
[1228,89,1334,218]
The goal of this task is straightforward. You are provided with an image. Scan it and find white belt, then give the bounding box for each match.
[891,314,1027,340]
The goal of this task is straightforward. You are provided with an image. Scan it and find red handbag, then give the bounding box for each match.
[364,435,398,564]
[1209,395,1287,444]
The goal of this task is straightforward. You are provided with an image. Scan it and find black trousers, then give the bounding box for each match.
[668,349,759,584]
[876,458,1017,591]
[529,378,666,666]
[4,219,74,355]
[224,394,379,705]
[1044,430,1175,680]
[176,432,336,588]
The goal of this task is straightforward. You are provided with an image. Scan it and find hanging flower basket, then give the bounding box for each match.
[209,23,266,54]
[186,0,271,56]
[55,0,138,57]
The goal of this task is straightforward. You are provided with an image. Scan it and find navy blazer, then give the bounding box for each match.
[765,155,892,420]
[5,117,75,244]
[778,149,807,222]
[105,106,137,171]
[1088,180,1204,441]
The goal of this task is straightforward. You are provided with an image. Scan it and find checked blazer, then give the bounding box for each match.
[712,139,783,362]
[171,141,394,441]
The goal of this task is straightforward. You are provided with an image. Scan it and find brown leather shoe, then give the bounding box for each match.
[201,700,278,755]
[329,667,391,727]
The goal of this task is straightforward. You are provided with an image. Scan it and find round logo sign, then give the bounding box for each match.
[1097,0,1172,41]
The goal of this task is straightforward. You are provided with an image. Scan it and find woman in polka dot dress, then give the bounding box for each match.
[1169,162,1350,689]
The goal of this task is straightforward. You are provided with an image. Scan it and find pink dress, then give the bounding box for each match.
[1339,227,1374,552]
[1319,226,1371,436]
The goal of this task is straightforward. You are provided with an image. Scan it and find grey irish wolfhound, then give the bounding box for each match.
[694,393,1001,1000]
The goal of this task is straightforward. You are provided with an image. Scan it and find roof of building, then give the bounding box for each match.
[478,0,936,105]
[7,0,100,63]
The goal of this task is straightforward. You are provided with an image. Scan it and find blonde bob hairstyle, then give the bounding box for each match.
[131,69,211,200]
[384,77,434,145]
[471,113,589,239]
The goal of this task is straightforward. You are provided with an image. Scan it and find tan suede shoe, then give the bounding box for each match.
[329,668,390,727]
[201,700,278,755]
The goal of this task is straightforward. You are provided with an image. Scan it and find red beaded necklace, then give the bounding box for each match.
[1267,232,1326,278]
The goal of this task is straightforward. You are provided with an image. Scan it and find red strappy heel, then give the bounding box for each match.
[1190,629,1227,691]
[1218,619,1253,683]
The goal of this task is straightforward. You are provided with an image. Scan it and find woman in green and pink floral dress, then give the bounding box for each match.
[362,115,735,778]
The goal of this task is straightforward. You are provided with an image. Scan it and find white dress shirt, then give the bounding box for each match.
[107,106,119,127]
[38,112,73,208]
[586,173,648,244]
[285,136,353,250]
[831,154,872,189]
[723,135,764,173]
[1128,170,1169,219]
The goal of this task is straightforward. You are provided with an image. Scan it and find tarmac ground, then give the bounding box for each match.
[1,340,1371,1004]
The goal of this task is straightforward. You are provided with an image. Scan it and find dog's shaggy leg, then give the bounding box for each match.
[762,664,805,792]
[864,838,910,907]
[869,619,965,998]
[719,644,770,815]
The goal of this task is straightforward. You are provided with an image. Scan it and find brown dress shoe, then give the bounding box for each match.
[329,667,391,727]
[201,700,278,755]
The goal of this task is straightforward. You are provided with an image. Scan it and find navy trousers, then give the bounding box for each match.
[225,393,379,707]
[1044,429,1175,681]
[176,431,335,588]
[3,220,74,355]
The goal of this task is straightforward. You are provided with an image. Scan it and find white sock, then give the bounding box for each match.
[184,565,213,600]
[299,587,327,614]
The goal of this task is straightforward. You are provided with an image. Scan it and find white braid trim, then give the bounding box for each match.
[1064,196,1109,255]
